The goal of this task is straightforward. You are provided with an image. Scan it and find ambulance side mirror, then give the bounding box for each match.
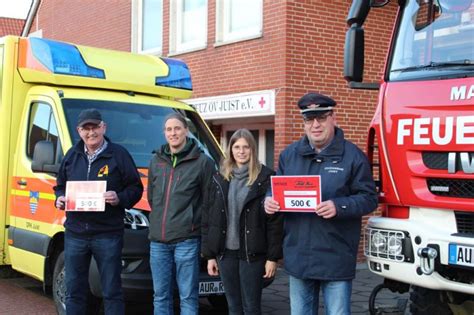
[32,140,60,174]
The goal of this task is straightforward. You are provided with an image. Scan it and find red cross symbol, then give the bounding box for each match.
[258,97,266,108]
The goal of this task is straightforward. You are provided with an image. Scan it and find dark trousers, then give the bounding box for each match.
[218,249,265,315]
[64,231,124,315]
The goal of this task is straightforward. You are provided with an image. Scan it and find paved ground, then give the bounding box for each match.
[0,270,56,314]
[0,264,410,314]
[260,264,409,315]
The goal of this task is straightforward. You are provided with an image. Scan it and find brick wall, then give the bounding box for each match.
[30,0,131,51]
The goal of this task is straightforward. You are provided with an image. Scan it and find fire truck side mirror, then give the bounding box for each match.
[32,140,59,174]
[344,25,364,83]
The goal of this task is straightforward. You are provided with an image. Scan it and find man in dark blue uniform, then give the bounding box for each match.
[264,92,377,315]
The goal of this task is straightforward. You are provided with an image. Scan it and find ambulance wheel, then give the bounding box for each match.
[52,251,66,315]
[409,286,452,315]
[52,251,102,315]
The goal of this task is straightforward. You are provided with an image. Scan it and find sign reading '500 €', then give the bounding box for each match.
[271,176,321,212]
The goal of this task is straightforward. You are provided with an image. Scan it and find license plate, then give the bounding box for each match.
[199,281,225,295]
[448,243,474,268]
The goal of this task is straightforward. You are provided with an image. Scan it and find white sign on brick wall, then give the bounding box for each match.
[185,89,275,120]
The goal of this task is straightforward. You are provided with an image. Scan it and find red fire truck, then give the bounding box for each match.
[344,0,473,314]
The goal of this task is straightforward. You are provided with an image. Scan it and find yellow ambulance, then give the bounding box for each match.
[0,36,224,313]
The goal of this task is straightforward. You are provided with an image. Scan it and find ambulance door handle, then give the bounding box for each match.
[17,179,27,186]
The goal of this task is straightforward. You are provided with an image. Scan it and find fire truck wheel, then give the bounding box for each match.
[409,286,452,315]
[52,251,66,315]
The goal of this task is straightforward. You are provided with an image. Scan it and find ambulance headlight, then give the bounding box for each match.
[124,209,149,230]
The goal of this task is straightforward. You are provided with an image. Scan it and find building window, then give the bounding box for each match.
[216,0,263,45]
[169,0,208,55]
[132,0,163,55]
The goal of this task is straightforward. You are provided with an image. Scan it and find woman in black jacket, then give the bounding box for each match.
[202,128,283,315]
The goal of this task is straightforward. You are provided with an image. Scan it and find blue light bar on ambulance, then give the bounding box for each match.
[29,38,105,79]
[155,58,192,90]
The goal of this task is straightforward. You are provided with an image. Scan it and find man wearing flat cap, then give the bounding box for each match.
[265,92,377,314]
[54,108,143,315]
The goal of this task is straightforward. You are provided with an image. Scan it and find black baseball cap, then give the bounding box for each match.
[77,109,102,127]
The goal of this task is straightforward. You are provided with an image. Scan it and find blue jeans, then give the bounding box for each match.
[149,238,200,315]
[289,275,352,315]
[64,231,124,315]
[218,249,265,315]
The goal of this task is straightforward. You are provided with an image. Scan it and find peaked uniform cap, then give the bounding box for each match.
[297,92,337,114]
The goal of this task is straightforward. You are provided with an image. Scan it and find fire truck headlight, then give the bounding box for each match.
[388,235,403,256]
[371,231,387,253]
[365,228,408,262]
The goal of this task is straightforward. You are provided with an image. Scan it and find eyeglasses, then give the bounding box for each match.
[303,112,333,125]
[79,123,103,132]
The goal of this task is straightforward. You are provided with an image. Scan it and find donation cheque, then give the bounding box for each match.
[271,176,321,212]
[65,181,106,212]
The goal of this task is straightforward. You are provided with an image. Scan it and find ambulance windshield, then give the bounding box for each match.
[62,99,221,168]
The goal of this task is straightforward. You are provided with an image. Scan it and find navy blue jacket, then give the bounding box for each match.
[54,138,143,236]
[273,128,377,280]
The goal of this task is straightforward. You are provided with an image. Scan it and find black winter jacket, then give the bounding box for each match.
[202,165,283,262]
[54,138,143,236]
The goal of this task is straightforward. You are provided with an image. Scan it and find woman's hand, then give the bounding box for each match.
[207,259,219,276]
[264,197,280,214]
[263,260,277,278]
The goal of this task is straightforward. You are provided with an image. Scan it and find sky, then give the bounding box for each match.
[0,0,32,19]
